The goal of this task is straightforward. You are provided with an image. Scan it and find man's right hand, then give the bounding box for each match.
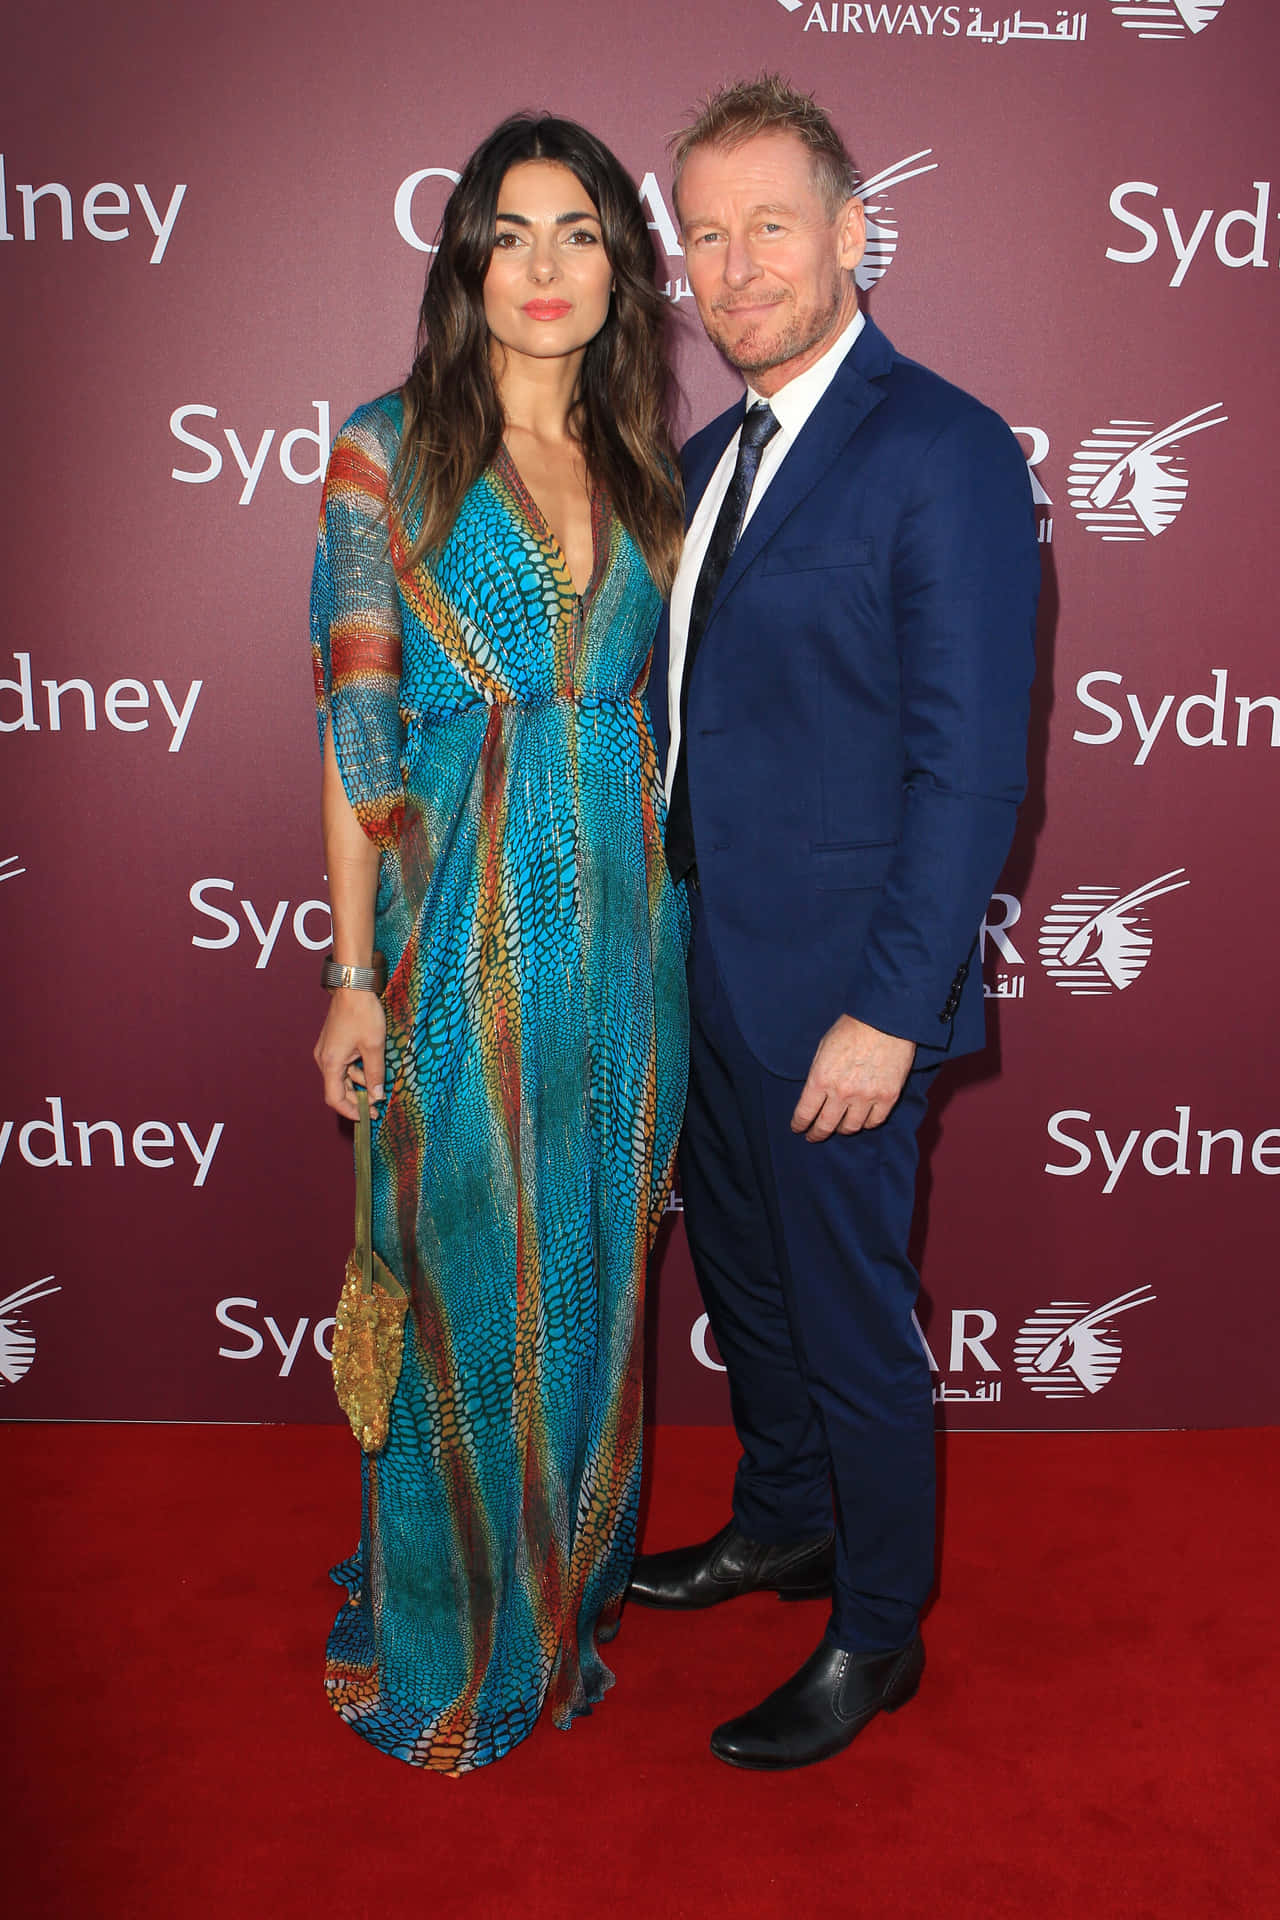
[790,1014,916,1142]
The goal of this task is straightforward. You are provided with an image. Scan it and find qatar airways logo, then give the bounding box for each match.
[786,4,1088,39]
[1111,1,1225,37]
[1013,428,1055,544]
[918,1298,1153,1407]
[691,1313,725,1372]
[1007,406,1227,545]
[0,1278,61,1388]
[790,4,964,36]
[701,1293,1173,1408]
[394,165,688,264]
[392,150,941,291]
[696,1297,1155,1404]
[1037,868,1189,995]
[0,854,24,886]
[852,151,939,289]
[1013,1288,1156,1399]
[665,148,940,296]
[981,867,1190,1000]
[1067,404,1226,541]
[394,167,461,253]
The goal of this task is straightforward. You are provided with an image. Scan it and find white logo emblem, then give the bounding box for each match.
[0,854,25,885]
[0,1277,60,1387]
[1038,868,1189,994]
[1015,1287,1156,1398]
[690,1312,727,1372]
[1112,1,1226,37]
[854,151,938,290]
[1013,428,1054,544]
[1067,404,1227,540]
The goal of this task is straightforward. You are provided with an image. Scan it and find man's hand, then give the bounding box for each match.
[791,1016,916,1141]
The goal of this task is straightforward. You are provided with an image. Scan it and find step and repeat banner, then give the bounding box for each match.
[3,0,1276,1430]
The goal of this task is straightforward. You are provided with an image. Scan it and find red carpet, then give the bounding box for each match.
[6,1423,1278,1919]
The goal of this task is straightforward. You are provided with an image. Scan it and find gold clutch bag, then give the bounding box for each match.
[331,1087,408,1453]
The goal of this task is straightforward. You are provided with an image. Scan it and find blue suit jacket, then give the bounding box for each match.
[649,317,1039,1080]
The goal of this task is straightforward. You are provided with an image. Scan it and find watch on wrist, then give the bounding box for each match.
[321,951,387,994]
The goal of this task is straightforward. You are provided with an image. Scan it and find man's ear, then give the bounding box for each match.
[837,197,867,275]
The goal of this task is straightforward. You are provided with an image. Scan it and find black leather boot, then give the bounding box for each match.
[627,1520,835,1609]
[710,1633,924,1770]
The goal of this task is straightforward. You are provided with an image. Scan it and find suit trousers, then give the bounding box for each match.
[678,887,937,1652]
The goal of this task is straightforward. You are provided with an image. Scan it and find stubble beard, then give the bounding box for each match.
[709,277,846,378]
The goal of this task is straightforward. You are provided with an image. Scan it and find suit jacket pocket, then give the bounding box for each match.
[762,537,873,575]
[811,838,898,891]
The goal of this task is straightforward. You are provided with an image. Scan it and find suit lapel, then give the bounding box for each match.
[682,411,742,526]
[702,319,895,628]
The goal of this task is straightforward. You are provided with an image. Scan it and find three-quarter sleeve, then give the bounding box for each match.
[310,400,406,850]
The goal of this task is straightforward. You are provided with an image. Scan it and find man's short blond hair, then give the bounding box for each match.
[670,74,859,221]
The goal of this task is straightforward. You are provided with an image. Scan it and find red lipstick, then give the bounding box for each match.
[523,299,572,320]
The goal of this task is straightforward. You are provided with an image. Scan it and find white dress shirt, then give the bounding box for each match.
[665,309,867,794]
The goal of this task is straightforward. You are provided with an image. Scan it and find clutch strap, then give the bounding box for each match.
[355,1086,374,1295]
[352,1087,405,1303]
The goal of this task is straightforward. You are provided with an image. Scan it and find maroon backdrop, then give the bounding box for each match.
[4,0,1276,1431]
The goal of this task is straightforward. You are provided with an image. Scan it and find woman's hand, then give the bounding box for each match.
[315,989,386,1121]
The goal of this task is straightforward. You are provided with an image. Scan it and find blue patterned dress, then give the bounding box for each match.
[310,395,687,1772]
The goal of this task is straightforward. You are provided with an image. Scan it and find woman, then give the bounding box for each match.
[310,114,687,1773]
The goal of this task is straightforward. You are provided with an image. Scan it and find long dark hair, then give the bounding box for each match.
[393,114,683,594]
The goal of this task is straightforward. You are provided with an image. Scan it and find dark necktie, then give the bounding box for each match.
[665,402,781,883]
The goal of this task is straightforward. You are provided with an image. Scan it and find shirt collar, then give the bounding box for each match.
[745,307,866,442]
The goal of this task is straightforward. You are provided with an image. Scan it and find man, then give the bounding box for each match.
[630,78,1039,1770]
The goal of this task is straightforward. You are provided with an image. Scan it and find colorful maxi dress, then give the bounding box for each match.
[310,395,688,1773]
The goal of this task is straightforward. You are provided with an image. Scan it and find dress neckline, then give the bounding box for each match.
[494,441,611,607]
